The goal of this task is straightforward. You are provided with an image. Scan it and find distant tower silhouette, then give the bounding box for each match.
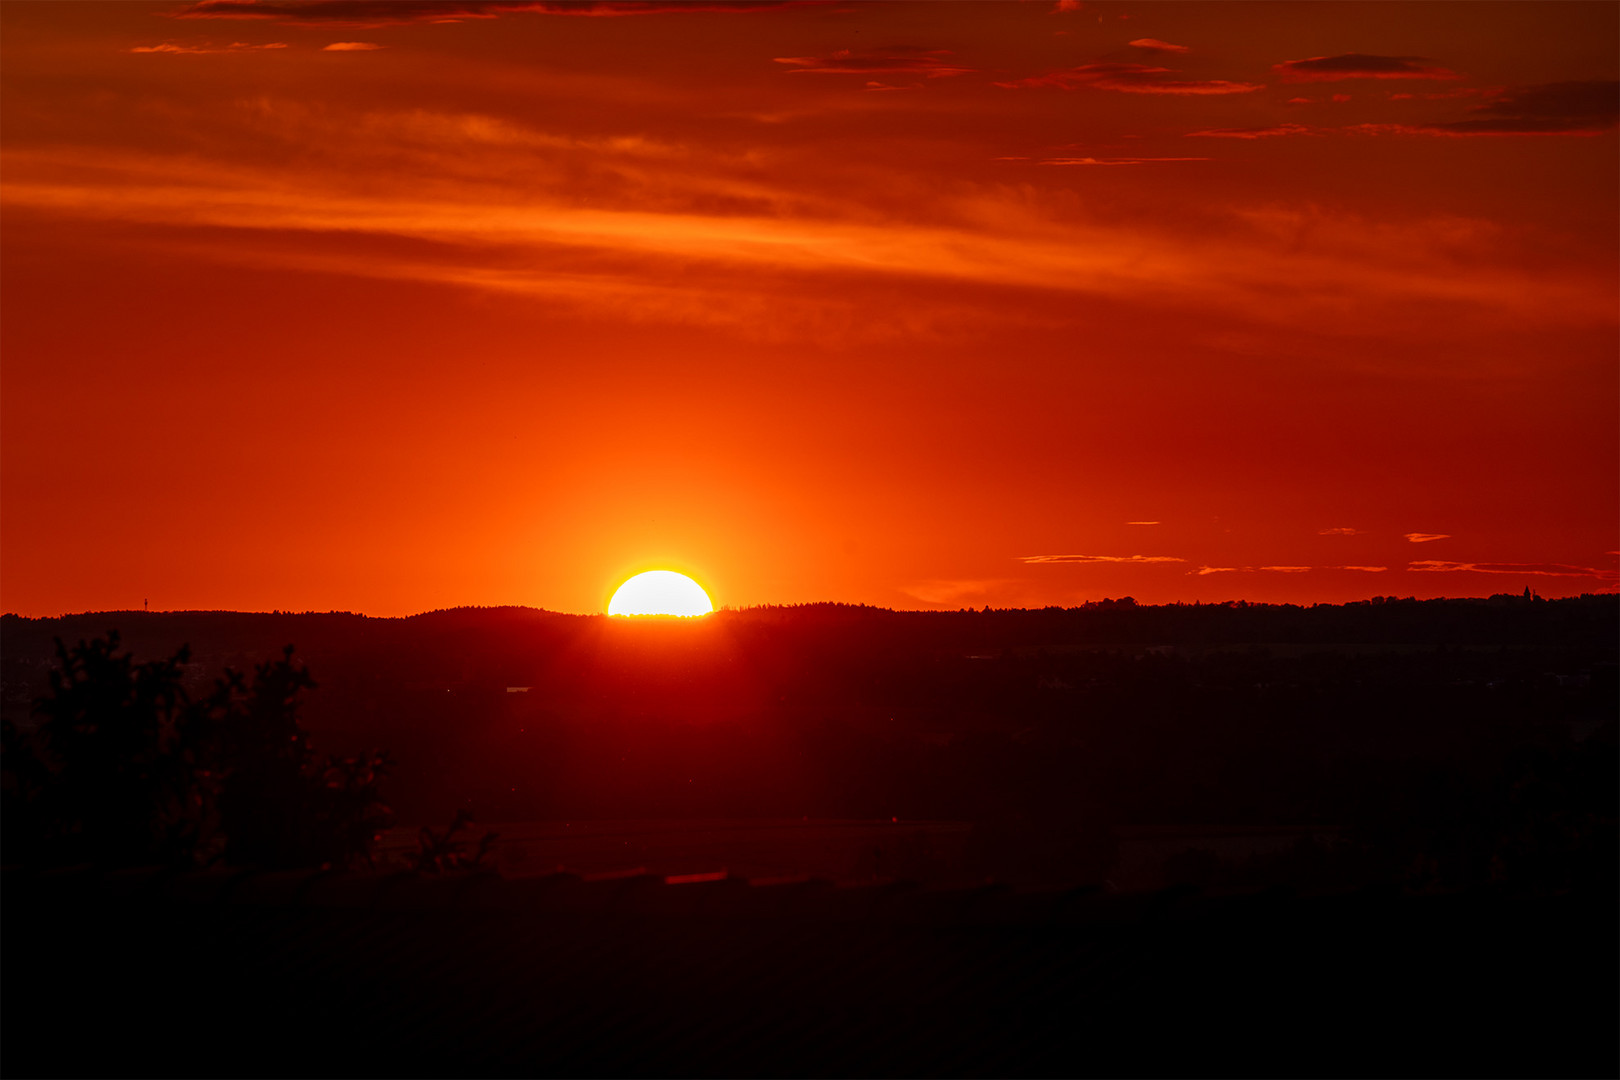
[144,598,148,611]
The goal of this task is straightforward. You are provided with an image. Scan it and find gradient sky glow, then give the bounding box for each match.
[2,0,1616,615]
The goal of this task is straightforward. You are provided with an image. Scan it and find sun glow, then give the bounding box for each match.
[607,570,714,617]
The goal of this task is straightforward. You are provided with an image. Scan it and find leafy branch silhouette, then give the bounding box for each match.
[406,808,498,874]
[2,632,392,870]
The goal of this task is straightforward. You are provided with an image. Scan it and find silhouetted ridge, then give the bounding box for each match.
[3,596,1612,894]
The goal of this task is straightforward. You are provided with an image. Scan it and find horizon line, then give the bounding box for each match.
[5,590,1612,622]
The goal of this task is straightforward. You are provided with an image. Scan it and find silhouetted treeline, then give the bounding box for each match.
[2,633,389,870]
[3,596,1614,888]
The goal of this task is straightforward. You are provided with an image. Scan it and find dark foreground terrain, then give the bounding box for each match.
[5,596,1614,840]
[7,864,1615,1078]
[3,596,1615,1075]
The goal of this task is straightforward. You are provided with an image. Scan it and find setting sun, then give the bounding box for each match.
[607,570,714,617]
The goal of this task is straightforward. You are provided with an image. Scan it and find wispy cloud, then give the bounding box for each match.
[1345,123,1605,139]
[1404,533,1450,543]
[1409,560,1616,579]
[1200,562,1386,572]
[6,104,1612,343]
[1197,85,1619,139]
[1414,81,1619,136]
[1188,123,1315,139]
[1388,87,1495,102]
[323,41,384,50]
[997,63,1262,95]
[1274,54,1458,83]
[902,578,1011,605]
[774,48,971,78]
[1020,554,1185,565]
[1126,521,1161,526]
[1129,38,1188,54]
[131,40,287,53]
[172,0,805,26]
[1318,527,1365,536]
[1037,156,1211,165]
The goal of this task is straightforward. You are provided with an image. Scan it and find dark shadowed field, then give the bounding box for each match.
[4,598,1615,1076]
[7,860,1617,1078]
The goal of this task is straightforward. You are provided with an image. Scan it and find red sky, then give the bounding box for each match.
[3,0,1616,615]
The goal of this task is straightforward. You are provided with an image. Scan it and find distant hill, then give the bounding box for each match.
[5,594,1615,701]
[4,596,1614,890]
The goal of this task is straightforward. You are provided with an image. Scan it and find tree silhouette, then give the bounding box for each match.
[405,808,498,874]
[1,633,390,870]
[13,633,204,866]
[215,646,393,869]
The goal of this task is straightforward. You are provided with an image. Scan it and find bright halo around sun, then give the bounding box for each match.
[607,570,715,617]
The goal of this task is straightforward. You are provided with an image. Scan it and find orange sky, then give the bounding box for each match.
[3,0,1616,615]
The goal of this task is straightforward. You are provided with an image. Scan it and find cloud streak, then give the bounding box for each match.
[998,63,1262,95]
[1404,533,1450,543]
[1416,81,1620,136]
[172,0,804,26]
[1274,54,1458,82]
[1408,560,1616,580]
[1129,38,1188,54]
[1191,565,1387,575]
[902,578,1012,605]
[1037,156,1211,165]
[1191,86,1620,139]
[1188,123,1314,139]
[774,48,971,78]
[131,41,287,53]
[5,103,1612,342]
[1020,554,1185,565]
